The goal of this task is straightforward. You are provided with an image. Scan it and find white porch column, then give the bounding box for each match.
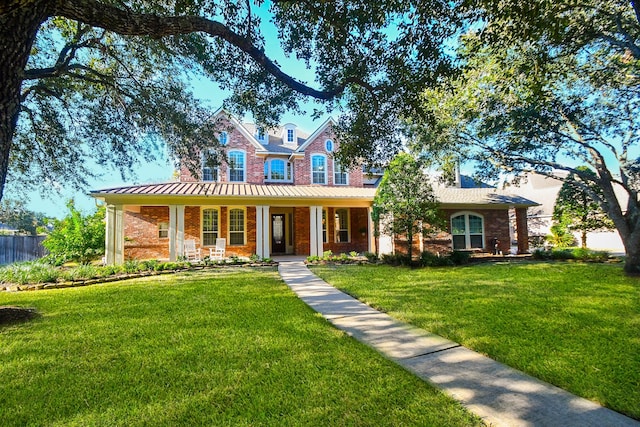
[262,206,270,259]
[169,205,177,261]
[105,204,124,265]
[367,206,376,254]
[256,206,263,258]
[176,205,185,258]
[309,206,323,256]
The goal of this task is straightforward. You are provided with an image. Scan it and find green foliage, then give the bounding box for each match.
[41,200,105,264]
[0,199,49,235]
[380,253,412,266]
[553,167,615,248]
[374,153,443,261]
[547,215,577,248]
[0,262,60,285]
[419,251,453,267]
[363,251,379,262]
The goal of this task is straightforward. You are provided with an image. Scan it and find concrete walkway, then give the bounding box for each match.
[277,260,639,427]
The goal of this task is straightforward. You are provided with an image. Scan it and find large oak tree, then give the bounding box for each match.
[0,0,459,200]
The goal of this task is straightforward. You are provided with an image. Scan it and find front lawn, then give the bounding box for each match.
[0,269,481,426]
[310,262,640,420]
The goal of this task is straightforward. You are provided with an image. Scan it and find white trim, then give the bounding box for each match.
[264,158,293,183]
[201,206,220,247]
[296,117,337,152]
[228,206,247,246]
[227,149,246,183]
[451,211,485,250]
[311,153,328,185]
[212,107,267,151]
[333,158,348,186]
[334,208,350,243]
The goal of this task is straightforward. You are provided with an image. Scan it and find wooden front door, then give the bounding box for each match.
[271,214,286,254]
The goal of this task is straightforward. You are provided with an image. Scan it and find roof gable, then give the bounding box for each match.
[212,107,266,151]
[295,117,337,153]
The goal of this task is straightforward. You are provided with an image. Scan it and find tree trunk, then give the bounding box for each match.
[622,231,640,276]
[581,231,587,249]
[0,2,49,203]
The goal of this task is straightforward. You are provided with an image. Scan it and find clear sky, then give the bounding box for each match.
[11,2,333,218]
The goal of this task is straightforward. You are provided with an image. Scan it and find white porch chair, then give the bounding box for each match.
[209,238,226,260]
[183,239,202,262]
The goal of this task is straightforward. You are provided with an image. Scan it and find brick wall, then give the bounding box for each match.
[294,207,310,255]
[124,207,170,260]
[440,208,511,254]
[322,207,368,254]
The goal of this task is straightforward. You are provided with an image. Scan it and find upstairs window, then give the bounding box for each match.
[228,150,245,182]
[202,150,219,182]
[311,154,327,185]
[256,127,266,143]
[287,128,295,143]
[264,159,292,182]
[325,139,334,152]
[219,131,228,146]
[334,159,348,185]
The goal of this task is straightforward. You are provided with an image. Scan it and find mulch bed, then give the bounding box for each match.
[0,306,39,326]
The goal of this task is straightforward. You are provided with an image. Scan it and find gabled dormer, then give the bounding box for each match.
[282,123,298,148]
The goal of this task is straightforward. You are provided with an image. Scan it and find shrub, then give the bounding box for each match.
[531,248,551,260]
[420,251,452,267]
[381,253,411,266]
[65,264,99,281]
[550,248,575,260]
[349,251,359,258]
[0,262,60,285]
[363,252,378,262]
[449,250,472,265]
[306,255,321,263]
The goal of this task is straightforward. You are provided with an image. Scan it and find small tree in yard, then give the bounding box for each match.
[43,200,105,264]
[373,153,442,262]
[553,167,615,249]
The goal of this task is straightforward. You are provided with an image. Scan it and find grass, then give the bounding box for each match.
[310,261,640,420]
[0,268,482,426]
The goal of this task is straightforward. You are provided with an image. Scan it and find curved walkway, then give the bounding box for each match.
[277,260,639,427]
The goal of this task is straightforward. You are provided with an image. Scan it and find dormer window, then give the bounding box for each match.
[325,139,334,152]
[256,127,266,143]
[287,129,295,143]
[219,131,228,146]
[282,124,297,146]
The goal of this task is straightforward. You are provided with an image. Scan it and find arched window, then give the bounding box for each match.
[202,208,219,246]
[311,154,327,184]
[451,212,484,250]
[228,150,245,182]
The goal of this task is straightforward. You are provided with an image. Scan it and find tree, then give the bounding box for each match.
[1,1,461,201]
[0,199,49,235]
[415,22,640,274]
[373,153,442,262]
[42,200,105,264]
[553,167,615,248]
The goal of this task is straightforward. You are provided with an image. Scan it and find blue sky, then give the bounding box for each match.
[12,2,333,218]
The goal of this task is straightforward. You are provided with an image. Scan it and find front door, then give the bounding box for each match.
[271,214,286,254]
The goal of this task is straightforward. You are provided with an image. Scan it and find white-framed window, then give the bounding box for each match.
[287,128,295,143]
[322,209,327,243]
[158,222,169,239]
[264,159,293,182]
[229,208,245,245]
[334,208,350,243]
[256,127,266,143]
[334,159,348,185]
[202,208,219,246]
[451,212,484,250]
[201,149,220,182]
[325,139,334,152]
[311,154,327,185]
[219,131,228,146]
[228,150,245,182]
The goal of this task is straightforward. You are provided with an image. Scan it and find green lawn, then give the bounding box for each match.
[310,261,640,420]
[0,268,481,427]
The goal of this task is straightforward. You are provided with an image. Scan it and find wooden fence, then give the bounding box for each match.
[0,235,47,265]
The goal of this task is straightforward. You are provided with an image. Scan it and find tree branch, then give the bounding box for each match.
[52,0,377,100]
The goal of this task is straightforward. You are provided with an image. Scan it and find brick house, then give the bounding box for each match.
[91,109,537,263]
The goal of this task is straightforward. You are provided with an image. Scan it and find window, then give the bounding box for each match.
[325,139,334,152]
[334,159,348,185]
[264,159,293,182]
[451,212,484,250]
[335,209,350,243]
[219,131,228,146]
[203,166,219,182]
[202,208,219,246]
[229,208,245,245]
[322,209,327,243]
[256,127,266,143]
[158,222,169,239]
[311,155,327,184]
[287,128,295,143]
[228,150,245,182]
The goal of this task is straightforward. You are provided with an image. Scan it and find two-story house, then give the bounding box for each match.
[91,109,537,264]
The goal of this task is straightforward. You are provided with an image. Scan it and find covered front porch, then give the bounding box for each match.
[93,182,377,264]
